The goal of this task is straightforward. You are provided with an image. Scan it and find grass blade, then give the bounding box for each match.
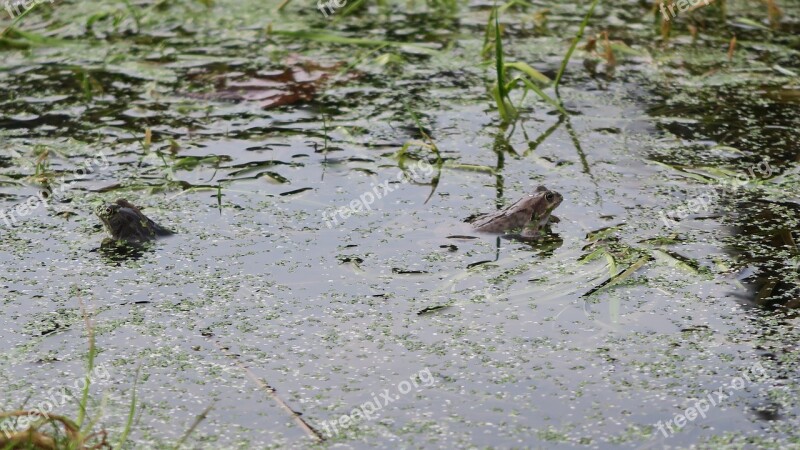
[0,0,46,38]
[504,62,551,84]
[554,0,599,98]
[495,11,506,103]
[172,404,213,450]
[115,367,141,449]
[582,254,652,298]
[493,9,516,122]
[77,303,97,428]
[511,76,567,115]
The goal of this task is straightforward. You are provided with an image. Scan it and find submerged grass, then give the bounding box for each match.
[397,101,444,203]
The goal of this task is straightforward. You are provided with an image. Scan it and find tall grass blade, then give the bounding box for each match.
[77,305,97,428]
[553,0,599,99]
[493,10,515,122]
[482,7,496,59]
[115,367,141,449]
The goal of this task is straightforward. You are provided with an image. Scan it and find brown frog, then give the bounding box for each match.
[468,186,563,238]
[95,199,173,243]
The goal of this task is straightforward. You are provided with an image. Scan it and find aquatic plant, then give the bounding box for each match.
[490,0,598,123]
[0,310,138,450]
[0,306,215,449]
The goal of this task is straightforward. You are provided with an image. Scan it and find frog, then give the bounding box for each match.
[94,199,173,243]
[467,186,563,238]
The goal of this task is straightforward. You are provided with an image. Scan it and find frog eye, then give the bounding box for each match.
[104,206,113,215]
[545,192,554,202]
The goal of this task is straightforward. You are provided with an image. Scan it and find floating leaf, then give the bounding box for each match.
[261,171,290,184]
[279,187,312,196]
[418,304,452,315]
[443,162,496,174]
[226,161,295,177]
[183,58,355,109]
[733,18,771,31]
[392,268,430,274]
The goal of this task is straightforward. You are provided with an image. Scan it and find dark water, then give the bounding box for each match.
[1,0,799,448]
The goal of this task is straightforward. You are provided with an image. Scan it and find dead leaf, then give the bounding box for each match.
[183,57,357,109]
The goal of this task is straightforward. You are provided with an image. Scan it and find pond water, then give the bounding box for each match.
[1,0,799,448]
